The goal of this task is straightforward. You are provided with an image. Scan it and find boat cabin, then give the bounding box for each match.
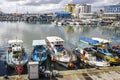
[76,41,95,54]
[32,40,47,56]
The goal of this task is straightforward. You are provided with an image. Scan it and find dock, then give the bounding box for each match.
[0,66,120,80]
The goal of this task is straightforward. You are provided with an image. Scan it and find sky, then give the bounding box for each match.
[0,0,119,13]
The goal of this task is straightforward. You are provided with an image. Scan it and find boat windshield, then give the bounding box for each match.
[103,49,109,53]
[13,51,22,58]
[55,44,64,52]
[84,48,93,52]
[106,53,114,58]
[35,45,46,52]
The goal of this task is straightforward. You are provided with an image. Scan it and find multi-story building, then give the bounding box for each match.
[76,4,91,13]
[103,4,120,20]
[104,4,120,13]
[65,4,76,16]
[75,4,91,18]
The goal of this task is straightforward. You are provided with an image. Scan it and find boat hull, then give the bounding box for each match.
[94,52,120,64]
[6,51,28,68]
[48,49,77,68]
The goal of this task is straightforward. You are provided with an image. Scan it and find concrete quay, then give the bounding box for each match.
[0,66,120,80]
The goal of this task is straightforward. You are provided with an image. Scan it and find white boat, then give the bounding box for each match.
[46,36,77,68]
[85,55,110,67]
[6,39,28,67]
[57,20,66,26]
[74,41,109,67]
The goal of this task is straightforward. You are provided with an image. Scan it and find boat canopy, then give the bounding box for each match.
[76,42,93,49]
[92,37,111,43]
[79,37,99,45]
[8,40,23,44]
[46,36,64,42]
[32,40,46,46]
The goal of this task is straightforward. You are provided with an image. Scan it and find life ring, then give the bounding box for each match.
[15,64,24,76]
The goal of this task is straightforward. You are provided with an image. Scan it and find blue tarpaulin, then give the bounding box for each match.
[79,37,99,45]
[54,12,71,19]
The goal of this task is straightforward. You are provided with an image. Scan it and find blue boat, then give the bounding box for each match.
[32,40,47,62]
[31,40,48,72]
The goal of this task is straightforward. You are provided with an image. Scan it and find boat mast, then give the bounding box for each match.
[15,3,18,41]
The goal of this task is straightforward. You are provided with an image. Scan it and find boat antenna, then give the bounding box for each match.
[15,3,18,40]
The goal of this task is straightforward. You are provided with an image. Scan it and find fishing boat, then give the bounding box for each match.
[80,37,120,65]
[74,41,109,67]
[91,37,120,57]
[31,40,48,72]
[46,36,77,68]
[6,40,28,67]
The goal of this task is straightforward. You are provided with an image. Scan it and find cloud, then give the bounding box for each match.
[5,0,26,2]
[0,0,119,13]
[91,0,120,12]
[23,0,61,6]
[22,0,97,6]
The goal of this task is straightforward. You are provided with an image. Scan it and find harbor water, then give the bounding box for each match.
[0,21,120,76]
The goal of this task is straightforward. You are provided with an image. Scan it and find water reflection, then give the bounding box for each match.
[101,26,120,38]
[0,22,119,52]
[0,22,120,76]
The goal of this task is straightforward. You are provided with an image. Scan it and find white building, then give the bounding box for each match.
[75,4,91,18]
[104,4,120,13]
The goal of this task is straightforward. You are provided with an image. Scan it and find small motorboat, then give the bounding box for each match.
[74,41,109,67]
[46,36,77,68]
[31,40,48,72]
[6,40,28,68]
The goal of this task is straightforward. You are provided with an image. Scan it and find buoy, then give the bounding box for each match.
[15,64,24,77]
[68,63,74,68]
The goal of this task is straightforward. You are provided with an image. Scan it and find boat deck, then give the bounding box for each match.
[1,66,120,80]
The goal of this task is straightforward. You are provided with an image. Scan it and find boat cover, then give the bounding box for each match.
[92,37,111,43]
[8,40,23,44]
[76,42,92,49]
[32,40,46,46]
[46,36,64,42]
[80,37,99,45]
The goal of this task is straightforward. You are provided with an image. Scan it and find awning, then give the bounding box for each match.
[32,40,46,46]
